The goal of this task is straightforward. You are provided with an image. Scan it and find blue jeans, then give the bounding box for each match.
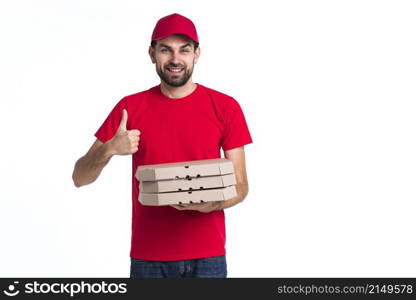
[130,255,227,278]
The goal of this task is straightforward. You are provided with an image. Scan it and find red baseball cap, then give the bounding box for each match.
[151,13,199,43]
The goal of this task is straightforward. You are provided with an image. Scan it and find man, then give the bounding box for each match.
[72,13,252,278]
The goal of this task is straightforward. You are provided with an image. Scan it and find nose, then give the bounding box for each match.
[170,50,182,65]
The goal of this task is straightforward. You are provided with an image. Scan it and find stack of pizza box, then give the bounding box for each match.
[135,158,237,206]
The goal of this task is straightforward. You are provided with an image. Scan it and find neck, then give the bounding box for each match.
[160,80,197,99]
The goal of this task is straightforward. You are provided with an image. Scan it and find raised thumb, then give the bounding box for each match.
[117,109,128,132]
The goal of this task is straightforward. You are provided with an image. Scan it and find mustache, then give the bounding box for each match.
[164,64,185,69]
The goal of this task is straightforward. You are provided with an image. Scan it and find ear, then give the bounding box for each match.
[149,46,156,64]
[194,47,201,64]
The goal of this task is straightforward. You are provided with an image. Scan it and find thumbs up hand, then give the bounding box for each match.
[109,109,140,155]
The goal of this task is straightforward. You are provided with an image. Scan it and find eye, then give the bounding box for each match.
[181,49,190,53]
[160,48,169,53]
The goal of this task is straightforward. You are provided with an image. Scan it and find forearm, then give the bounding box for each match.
[72,141,114,187]
[218,183,249,210]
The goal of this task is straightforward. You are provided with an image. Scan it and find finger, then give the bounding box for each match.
[129,135,139,142]
[117,109,128,132]
[174,203,190,208]
[127,132,140,140]
[129,136,140,143]
[183,203,203,207]
[129,129,141,135]
[171,205,185,210]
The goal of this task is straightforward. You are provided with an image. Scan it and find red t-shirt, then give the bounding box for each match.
[95,83,252,261]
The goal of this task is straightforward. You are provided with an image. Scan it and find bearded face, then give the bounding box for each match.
[150,35,199,87]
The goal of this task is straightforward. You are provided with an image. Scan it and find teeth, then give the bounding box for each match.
[168,68,183,72]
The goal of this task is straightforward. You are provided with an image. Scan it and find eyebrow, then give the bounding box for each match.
[159,43,192,49]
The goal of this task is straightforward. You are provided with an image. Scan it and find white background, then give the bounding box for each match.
[1,0,415,277]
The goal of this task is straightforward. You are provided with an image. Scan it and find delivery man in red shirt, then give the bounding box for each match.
[72,13,253,278]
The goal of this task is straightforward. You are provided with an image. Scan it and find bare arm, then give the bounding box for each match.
[72,139,114,187]
[219,146,249,209]
[72,109,140,188]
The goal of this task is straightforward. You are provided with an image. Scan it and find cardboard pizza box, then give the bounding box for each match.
[139,185,237,206]
[136,158,234,182]
[139,173,237,193]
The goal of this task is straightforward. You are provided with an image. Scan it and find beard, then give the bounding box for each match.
[156,63,194,87]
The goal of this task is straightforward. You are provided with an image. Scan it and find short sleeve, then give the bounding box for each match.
[221,98,253,151]
[94,97,127,143]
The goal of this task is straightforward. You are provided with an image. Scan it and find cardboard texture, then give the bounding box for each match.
[135,158,234,181]
[139,185,237,206]
[139,173,237,193]
[136,158,237,206]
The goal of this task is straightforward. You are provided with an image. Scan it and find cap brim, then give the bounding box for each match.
[152,32,198,43]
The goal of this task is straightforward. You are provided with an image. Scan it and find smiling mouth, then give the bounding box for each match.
[166,67,184,74]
